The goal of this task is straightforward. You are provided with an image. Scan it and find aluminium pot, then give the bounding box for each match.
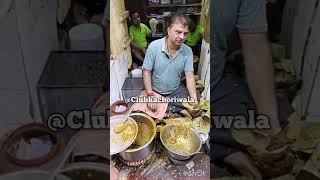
[118,113,156,162]
[160,123,202,161]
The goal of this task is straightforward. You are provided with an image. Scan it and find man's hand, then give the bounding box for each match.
[185,101,201,118]
[193,99,199,107]
[146,91,157,112]
[254,119,281,136]
[189,99,200,111]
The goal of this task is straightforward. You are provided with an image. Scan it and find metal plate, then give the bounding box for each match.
[110,115,138,155]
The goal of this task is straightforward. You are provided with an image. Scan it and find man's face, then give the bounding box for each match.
[131,13,141,26]
[167,22,189,46]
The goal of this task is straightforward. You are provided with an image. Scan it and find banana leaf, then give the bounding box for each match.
[200,99,210,111]
[297,143,320,179]
[231,129,271,151]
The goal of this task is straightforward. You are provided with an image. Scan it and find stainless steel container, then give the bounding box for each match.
[119,113,156,162]
[160,124,202,161]
[121,77,144,100]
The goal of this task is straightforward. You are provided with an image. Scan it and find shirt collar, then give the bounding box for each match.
[161,37,184,55]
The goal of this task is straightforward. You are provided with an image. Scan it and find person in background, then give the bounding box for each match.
[129,11,152,67]
[185,15,204,56]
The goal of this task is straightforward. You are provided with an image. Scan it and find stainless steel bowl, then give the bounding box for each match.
[160,123,202,161]
[119,113,156,162]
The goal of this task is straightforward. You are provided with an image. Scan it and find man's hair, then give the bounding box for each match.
[167,12,190,28]
[189,15,198,24]
[130,11,139,18]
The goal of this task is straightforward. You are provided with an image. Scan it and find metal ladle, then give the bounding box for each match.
[114,107,133,133]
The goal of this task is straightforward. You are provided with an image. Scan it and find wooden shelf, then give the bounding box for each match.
[147,12,201,18]
[148,3,201,8]
[188,12,201,15]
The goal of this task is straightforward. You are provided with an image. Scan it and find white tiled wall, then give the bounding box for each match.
[199,40,210,100]
[0,7,30,137]
[0,1,57,136]
[0,90,33,137]
[110,49,129,104]
[15,0,58,120]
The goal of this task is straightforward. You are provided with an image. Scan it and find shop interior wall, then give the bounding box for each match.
[0,0,58,135]
[283,0,320,121]
[110,0,132,103]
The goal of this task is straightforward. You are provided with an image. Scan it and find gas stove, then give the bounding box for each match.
[118,149,155,167]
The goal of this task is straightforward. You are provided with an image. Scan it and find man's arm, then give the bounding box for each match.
[143,69,153,94]
[131,42,147,54]
[143,69,157,110]
[185,71,198,104]
[142,46,154,92]
[239,32,281,135]
[131,41,143,50]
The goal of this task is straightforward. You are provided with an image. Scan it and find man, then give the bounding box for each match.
[142,13,198,118]
[129,11,151,65]
[211,0,282,179]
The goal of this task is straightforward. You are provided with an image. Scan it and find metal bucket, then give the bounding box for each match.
[160,123,202,161]
[118,113,156,162]
[69,23,104,51]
